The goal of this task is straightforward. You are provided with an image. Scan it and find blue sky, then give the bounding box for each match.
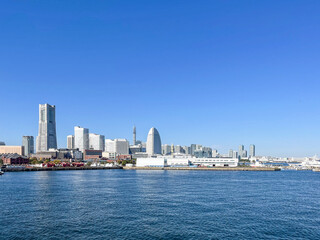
[1,0,320,157]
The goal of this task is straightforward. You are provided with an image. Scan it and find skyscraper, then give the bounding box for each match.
[133,126,136,145]
[22,136,34,156]
[67,135,75,149]
[239,145,244,157]
[36,104,57,152]
[74,126,89,152]
[146,127,162,155]
[250,144,256,157]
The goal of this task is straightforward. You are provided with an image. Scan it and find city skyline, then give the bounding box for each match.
[1,1,320,157]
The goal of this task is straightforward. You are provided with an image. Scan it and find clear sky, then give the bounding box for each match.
[1,0,320,157]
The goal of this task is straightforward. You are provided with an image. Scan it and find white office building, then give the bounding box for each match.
[89,133,105,151]
[105,139,129,155]
[74,126,89,152]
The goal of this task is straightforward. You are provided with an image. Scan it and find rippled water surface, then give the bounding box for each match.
[1,170,320,239]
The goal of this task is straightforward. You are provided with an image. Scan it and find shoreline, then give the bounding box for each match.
[2,166,122,172]
[124,167,281,171]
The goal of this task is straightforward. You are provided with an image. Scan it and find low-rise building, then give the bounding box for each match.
[136,158,167,167]
[0,153,29,165]
[191,157,238,167]
[83,149,102,160]
[0,146,24,155]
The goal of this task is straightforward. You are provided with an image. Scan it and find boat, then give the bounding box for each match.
[312,168,320,172]
[0,171,4,175]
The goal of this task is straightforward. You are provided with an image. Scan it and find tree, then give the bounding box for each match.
[87,161,92,166]
[53,160,61,165]
[0,159,3,166]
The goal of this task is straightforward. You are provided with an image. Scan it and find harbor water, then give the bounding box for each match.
[1,170,320,239]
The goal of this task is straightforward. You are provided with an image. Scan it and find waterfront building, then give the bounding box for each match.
[74,126,89,152]
[136,157,238,168]
[0,146,24,155]
[36,104,57,152]
[67,135,75,149]
[250,144,256,157]
[89,133,105,151]
[0,153,29,165]
[133,126,136,145]
[22,136,34,156]
[191,157,238,167]
[136,158,167,167]
[146,127,162,155]
[162,144,171,155]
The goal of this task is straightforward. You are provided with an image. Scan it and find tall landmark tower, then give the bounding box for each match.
[133,126,136,145]
[36,104,57,152]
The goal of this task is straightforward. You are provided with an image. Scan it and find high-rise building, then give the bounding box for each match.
[233,151,238,159]
[67,135,75,149]
[89,133,105,151]
[229,149,233,158]
[105,139,129,155]
[105,139,115,152]
[250,144,256,157]
[74,126,89,152]
[183,146,191,155]
[114,139,129,155]
[146,127,162,155]
[242,150,247,158]
[36,104,57,152]
[174,145,183,154]
[212,149,218,157]
[133,126,136,145]
[22,136,34,156]
[238,145,244,157]
[162,144,171,155]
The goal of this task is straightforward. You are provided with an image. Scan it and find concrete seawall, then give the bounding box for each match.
[3,166,123,172]
[124,167,280,171]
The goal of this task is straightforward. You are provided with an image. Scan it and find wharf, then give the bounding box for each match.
[124,167,280,171]
[2,166,123,172]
